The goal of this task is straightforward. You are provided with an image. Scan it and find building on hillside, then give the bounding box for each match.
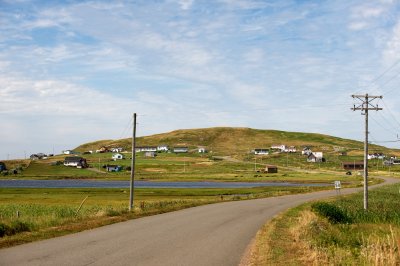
[271,144,286,152]
[173,147,189,153]
[106,165,122,172]
[64,156,88,168]
[63,150,75,155]
[198,147,207,153]
[368,153,385,160]
[302,147,312,155]
[254,148,269,155]
[157,145,169,152]
[112,153,125,160]
[110,147,123,153]
[285,146,297,153]
[0,162,6,171]
[136,146,157,152]
[30,153,47,160]
[264,165,278,173]
[307,152,324,163]
[145,151,157,157]
[342,161,364,170]
[96,146,109,153]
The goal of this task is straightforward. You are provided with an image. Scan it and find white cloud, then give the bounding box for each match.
[383,21,400,64]
[178,0,194,10]
[348,21,369,31]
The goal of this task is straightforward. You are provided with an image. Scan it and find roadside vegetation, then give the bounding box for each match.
[0,185,332,248]
[248,183,400,265]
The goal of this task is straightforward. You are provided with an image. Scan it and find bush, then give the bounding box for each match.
[9,221,31,235]
[0,223,9,237]
[311,202,352,224]
[0,221,30,237]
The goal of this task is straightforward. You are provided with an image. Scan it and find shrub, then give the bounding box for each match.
[0,223,9,237]
[0,221,30,237]
[311,202,352,224]
[9,221,31,234]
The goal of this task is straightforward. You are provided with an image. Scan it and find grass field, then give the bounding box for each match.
[4,150,399,184]
[248,183,400,265]
[0,184,336,248]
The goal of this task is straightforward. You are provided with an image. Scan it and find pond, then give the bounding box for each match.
[0,179,330,189]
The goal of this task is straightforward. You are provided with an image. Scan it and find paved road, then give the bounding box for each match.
[1,177,399,266]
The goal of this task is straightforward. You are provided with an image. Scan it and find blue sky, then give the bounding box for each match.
[1,0,400,159]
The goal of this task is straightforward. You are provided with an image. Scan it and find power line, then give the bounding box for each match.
[354,58,400,95]
[369,114,398,136]
[381,99,400,129]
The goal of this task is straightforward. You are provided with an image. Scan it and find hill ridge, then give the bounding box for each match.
[74,127,398,156]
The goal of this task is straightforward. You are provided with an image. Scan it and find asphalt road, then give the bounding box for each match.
[1,177,399,266]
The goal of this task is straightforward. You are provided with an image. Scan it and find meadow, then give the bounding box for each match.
[249,183,400,265]
[0,184,333,248]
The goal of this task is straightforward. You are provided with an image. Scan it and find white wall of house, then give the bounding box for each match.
[157,145,169,151]
[112,153,124,160]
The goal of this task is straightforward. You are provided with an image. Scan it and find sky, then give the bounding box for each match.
[2,0,400,160]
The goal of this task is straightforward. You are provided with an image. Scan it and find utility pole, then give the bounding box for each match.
[129,113,137,212]
[351,94,382,210]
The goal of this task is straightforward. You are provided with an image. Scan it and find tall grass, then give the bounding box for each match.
[249,183,400,265]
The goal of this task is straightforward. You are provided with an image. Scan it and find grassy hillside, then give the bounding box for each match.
[74,127,398,157]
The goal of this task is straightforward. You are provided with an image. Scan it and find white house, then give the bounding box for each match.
[64,157,88,168]
[63,150,74,155]
[110,147,123,153]
[135,146,157,152]
[157,145,169,152]
[112,153,125,160]
[254,148,269,155]
[173,147,188,153]
[302,147,312,155]
[368,153,385,160]
[271,144,286,151]
[198,147,207,153]
[285,146,297,153]
[307,152,324,163]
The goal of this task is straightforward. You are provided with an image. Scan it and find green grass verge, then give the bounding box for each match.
[249,183,400,265]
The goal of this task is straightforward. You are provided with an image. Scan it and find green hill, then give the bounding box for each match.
[74,127,399,157]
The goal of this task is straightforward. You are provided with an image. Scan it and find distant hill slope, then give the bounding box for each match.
[74,127,398,156]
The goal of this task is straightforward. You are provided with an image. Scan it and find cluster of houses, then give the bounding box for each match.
[253,145,325,163]
[135,145,207,154]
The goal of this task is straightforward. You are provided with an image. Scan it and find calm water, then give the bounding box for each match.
[0,179,329,189]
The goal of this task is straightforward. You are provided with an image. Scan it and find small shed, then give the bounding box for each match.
[106,165,122,172]
[264,165,278,173]
[198,147,207,153]
[342,161,364,170]
[254,149,269,155]
[145,151,157,158]
[0,162,6,171]
[112,153,125,160]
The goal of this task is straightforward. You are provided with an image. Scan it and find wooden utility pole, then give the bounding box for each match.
[129,113,137,211]
[351,94,382,210]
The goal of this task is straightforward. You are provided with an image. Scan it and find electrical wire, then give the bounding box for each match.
[354,58,400,95]
[381,99,400,129]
